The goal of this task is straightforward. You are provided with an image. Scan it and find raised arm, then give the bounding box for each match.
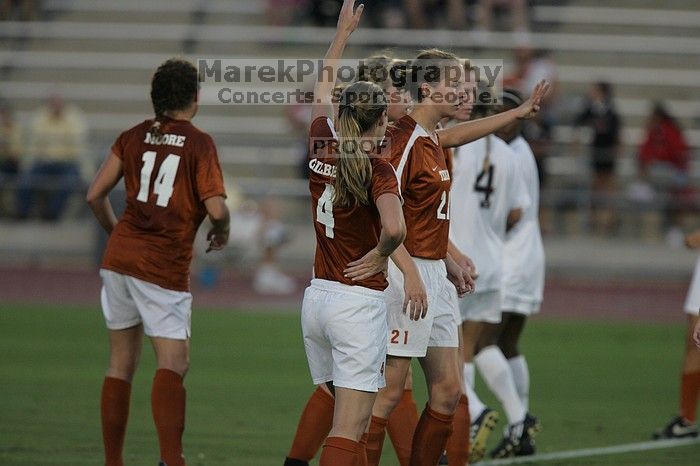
[310,0,364,122]
[438,80,550,148]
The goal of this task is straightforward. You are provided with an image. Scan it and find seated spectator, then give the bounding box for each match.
[0,102,22,217]
[636,102,692,246]
[574,82,621,235]
[16,94,88,221]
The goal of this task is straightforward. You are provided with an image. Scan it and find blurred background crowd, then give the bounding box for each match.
[1,0,698,294]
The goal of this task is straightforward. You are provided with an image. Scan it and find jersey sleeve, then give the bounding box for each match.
[386,125,414,192]
[196,135,227,202]
[110,130,127,160]
[371,160,401,203]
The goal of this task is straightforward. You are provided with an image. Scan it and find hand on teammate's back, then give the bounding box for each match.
[516,80,551,120]
[344,248,389,281]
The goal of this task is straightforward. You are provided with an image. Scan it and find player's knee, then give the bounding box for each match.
[374,383,404,418]
[107,349,140,381]
[499,340,519,359]
[428,378,461,414]
[157,354,189,377]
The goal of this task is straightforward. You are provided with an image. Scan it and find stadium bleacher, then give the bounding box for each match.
[1,0,699,264]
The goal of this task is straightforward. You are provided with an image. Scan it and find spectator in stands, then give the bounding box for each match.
[0,102,22,217]
[637,102,692,245]
[0,0,38,20]
[574,82,621,235]
[16,93,88,221]
[474,0,530,43]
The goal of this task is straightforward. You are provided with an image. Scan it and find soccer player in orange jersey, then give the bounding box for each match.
[653,229,700,439]
[86,58,230,466]
[360,50,548,466]
[285,55,419,466]
[298,2,407,466]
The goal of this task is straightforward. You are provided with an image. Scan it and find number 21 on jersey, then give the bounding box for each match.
[437,190,450,220]
[137,151,181,207]
[316,183,335,238]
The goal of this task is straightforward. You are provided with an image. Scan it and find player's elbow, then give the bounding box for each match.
[85,187,102,207]
[506,208,523,231]
[205,197,230,223]
[384,217,406,248]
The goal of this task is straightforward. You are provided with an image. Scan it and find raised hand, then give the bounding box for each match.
[337,0,365,37]
[516,80,551,120]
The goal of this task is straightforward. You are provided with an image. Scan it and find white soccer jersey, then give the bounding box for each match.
[449,134,530,293]
[502,136,545,312]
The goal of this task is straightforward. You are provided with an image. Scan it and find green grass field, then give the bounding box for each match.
[1,304,698,465]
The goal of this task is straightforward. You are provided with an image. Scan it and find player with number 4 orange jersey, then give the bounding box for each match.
[86,57,229,466]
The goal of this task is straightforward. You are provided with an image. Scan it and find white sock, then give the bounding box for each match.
[464,362,486,420]
[475,345,526,425]
[508,355,530,412]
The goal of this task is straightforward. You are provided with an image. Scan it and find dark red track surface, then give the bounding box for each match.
[0,267,690,324]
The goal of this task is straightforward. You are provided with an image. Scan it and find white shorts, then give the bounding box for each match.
[502,293,542,316]
[301,279,387,392]
[684,256,700,316]
[385,258,459,358]
[100,269,192,339]
[460,289,502,324]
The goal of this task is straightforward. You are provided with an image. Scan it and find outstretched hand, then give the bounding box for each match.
[337,0,364,37]
[516,80,551,120]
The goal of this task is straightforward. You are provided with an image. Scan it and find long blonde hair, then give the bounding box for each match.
[333,81,387,207]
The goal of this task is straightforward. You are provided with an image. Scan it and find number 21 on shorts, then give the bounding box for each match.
[390,329,409,345]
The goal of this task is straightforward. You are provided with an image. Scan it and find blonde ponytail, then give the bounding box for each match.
[332,81,387,207]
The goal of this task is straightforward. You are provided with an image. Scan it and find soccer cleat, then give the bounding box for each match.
[652,416,699,440]
[490,414,541,459]
[469,408,499,463]
[158,462,167,466]
[438,451,448,464]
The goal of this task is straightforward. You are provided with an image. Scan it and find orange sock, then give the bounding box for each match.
[680,371,700,423]
[359,433,368,466]
[319,436,361,466]
[101,377,131,466]
[151,369,186,466]
[366,415,389,466]
[387,389,418,466]
[286,386,335,463]
[410,404,454,466]
[446,395,470,466]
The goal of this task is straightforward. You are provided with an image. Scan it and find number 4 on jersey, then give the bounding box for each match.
[137,151,181,207]
[316,183,335,238]
[474,164,495,208]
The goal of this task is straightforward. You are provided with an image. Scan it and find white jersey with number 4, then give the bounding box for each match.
[502,136,545,313]
[449,134,530,293]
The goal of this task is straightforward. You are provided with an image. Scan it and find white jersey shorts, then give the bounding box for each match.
[386,257,459,358]
[100,269,192,339]
[460,289,502,324]
[502,293,542,316]
[684,256,700,316]
[301,279,388,392]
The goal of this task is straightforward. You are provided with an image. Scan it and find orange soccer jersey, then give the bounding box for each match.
[308,117,400,291]
[386,115,452,260]
[102,117,226,292]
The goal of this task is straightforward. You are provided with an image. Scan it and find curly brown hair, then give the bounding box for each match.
[149,57,199,137]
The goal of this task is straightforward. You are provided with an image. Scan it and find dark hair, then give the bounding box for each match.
[501,88,524,110]
[594,81,613,102]
[358,54,407,92]
[334,81,387,207]
[149,58,199,137]
[407,48,460,103]
[471,80,497,119]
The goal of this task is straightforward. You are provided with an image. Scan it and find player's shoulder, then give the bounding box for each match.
[309,116,336,139]
[509,135,534,158]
